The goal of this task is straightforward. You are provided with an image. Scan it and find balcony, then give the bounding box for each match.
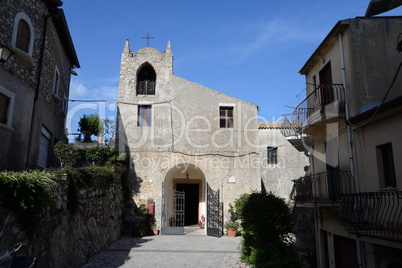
[291,171,354,205]
[338,191,402,241]
[284,84,345,135]
[281,112,312,152]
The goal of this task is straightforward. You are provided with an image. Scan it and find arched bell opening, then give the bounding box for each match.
[136,62,156,95]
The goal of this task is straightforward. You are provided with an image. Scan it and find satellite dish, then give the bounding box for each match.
[365,0,402,16]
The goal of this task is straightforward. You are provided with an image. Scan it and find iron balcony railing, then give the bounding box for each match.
[280,114,304,137]
[287,84,345,129]
[338,191,402,240]
[291,171,354,204]
[137,79,155,95]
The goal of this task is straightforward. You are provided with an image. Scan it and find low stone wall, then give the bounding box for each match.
[0,174,124,268]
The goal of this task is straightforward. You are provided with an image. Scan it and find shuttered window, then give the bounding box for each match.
[38,127,51,168]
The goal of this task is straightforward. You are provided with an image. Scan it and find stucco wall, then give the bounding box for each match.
[353,111,402,192]
[117,42,267,225]
[259,128,309,201]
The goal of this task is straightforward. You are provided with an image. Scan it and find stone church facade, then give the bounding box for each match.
[117,40,308,234]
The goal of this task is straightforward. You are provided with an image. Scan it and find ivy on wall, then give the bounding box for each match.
[0,170,56,235]
[0,144,129,235]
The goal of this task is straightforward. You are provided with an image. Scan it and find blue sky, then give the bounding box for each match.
[62,0,401,137]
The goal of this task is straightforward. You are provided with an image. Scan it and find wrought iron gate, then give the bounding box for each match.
[161,182,185,235]
[207,183,223,237]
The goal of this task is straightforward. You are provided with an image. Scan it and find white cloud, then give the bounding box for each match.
[224,17,329,64]
[69,81,88,99]
[68,77,119,101]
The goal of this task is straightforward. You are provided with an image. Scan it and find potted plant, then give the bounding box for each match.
[78,114,101,142]
[225,221,240,237]
[197,214,205,229]
[225,203,240,237]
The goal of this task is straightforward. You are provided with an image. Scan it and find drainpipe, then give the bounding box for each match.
[309,151,323,268]
[338,33,364,268]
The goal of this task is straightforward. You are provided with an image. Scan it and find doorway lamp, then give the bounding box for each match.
[0,45,12,63]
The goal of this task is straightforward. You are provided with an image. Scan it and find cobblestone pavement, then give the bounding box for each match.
[80,228,250,268]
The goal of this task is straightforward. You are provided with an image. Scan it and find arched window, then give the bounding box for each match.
[16,20,30,52]
[137,63,156,95]
[12,12,34,55]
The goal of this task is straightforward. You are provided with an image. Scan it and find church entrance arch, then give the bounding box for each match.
[161,163,206,235]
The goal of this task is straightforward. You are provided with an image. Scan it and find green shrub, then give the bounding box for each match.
[54,142,84,167]
[237,191,301,267]
[66,166,114,189]
[85,146,112,166]
[250,241,301,268]
[135,204,149,216]
[0,171,56,235]
[233,193,250,221]
[241,192,293,246]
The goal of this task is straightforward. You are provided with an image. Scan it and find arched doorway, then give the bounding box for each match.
[162,163,206,234]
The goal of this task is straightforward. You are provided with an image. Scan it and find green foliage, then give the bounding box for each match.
[224,221,240,230]
[241,192,293,245]
[225,202,241,231]
[233,193,250,221]
[85,146,112,166]
[61,166,114,214]
[66,166,114,189]
[135,204,149,216]
[78,114,101,137]
[237,191,301,267]
[0,170,56,235]
[103,119,116,146]
[54,142,84,167]
[245,241,301,268]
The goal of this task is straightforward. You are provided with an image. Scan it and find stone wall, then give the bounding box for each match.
[0,175,124,268]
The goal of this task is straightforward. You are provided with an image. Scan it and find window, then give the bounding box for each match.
[62,95,68,115]
[138,105,152,126]
[0,93,10,125]
[0,86,15,128]
[38,127,51,168]
[219,106,233,128]
[12,12,34,55]
[267,147,278,164]
[137,63,156,95]
[16,20,30,52]
[319,61,335,105]
[53,66,60,96]
[376,143,397,188]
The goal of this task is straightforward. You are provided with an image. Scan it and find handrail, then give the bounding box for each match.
[287,84,345,128]
[339,191,402,240]
[291,171,353,203]
[280,115,300,137]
